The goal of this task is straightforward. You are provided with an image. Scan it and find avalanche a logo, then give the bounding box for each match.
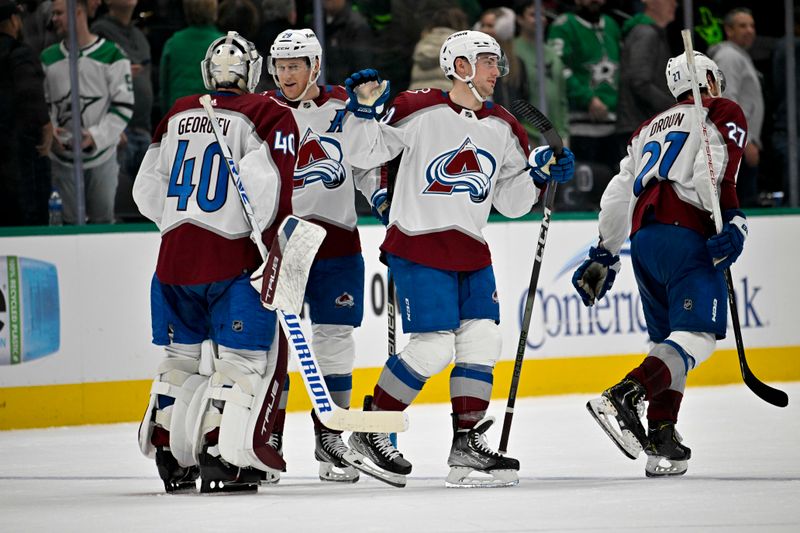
[334,292,355,308]
[423,138,496,203]
[293,128,347,190]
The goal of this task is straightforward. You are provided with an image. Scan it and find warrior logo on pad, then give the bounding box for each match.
[294,128,346,190]
[423,138,496,203]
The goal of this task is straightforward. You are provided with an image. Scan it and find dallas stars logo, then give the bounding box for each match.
[53,91,102,127]
[587,55,617,89]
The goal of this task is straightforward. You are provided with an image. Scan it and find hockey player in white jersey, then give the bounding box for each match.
[134,32,299,493]
[259,28,382,484]
[341,30,576,487]
[576,52,748,477]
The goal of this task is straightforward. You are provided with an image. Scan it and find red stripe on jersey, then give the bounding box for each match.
[303,217,362,259]
[382,226,492,272]
[631,96,745,239]
[156,223,261,285]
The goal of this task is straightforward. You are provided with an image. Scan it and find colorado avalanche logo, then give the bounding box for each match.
[423,138,496,203]
[294,128,347,190]
[334,292,355,308]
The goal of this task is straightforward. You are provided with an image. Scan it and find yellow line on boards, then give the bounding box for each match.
[1,346,797,430]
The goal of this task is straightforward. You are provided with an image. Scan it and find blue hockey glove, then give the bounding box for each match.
[529,146,575,186]
[572,245,621,306]
[706,209,748,271]
[371,188,389,226]
[344,69,391,120]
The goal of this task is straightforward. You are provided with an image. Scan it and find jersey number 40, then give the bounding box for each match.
[167,140,229,212]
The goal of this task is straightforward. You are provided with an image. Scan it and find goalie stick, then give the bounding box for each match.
[681,31,788,408]
[498,100,563,454]
[198,94,411,431]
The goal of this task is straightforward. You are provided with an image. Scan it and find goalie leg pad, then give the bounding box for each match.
[138,343,205,467]
[250,215,326,314]
[203,330,288,473]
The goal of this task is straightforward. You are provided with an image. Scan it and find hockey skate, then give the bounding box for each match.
[259,432,284,485]
[199,444,261,494]
[644,421,691,477]
[446,415,519,488]
[344,396,410,488]
[586,378,648,459]
[152,427,198,493]
[315,428,360,483]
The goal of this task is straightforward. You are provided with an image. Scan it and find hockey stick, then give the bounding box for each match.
[681,31,788,408]
[498,100,563,454]
[198,94,411,430]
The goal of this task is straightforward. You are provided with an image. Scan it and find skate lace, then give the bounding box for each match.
[320,431,348,458]
[469,432,502,459]
[370,433,401,460]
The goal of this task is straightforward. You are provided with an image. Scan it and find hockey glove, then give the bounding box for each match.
[529,146,576,186]
[345,69,391,120]
[371,188,389,226]
[706,209,748,271]
[572,245,621,307]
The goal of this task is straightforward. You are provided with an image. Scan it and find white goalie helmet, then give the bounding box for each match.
[202,31,263,93]
[665,51,726,99]
[268,28,322,101]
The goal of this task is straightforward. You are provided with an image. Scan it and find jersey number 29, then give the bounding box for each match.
[633,131,690,196]
[168,140,229,212]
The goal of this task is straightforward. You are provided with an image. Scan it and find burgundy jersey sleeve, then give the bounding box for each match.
[707,97,747,211]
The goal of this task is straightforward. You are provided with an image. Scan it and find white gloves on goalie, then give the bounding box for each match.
[249,215,326,315]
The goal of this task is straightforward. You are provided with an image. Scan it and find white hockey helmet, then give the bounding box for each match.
[439,30,509,102]
[202,31,263,93]
[268,29,323,101]
[665,51,726,99]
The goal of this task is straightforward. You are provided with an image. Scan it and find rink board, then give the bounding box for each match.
[0,213,798,429]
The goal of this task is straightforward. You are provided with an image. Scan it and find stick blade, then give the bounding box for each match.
[323,409,410,433]
[743,372,789,407]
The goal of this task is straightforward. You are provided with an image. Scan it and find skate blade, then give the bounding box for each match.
[586,398,642,460]
[645,456,688,477]
[445,466,519,488]
[163,480,198,493]
[200,479,258,494]
[318,461,360,483]
[259,471,281,485]
[341,450,406,488]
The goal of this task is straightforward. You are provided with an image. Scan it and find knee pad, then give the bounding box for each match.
[666,331,716,369]
[138,343,208,468]
[193,327,288,473]
[400,330,455,378]
[454,319,502,367]
[312,324,355,375]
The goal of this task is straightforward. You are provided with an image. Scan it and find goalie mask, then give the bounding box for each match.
[268,28,322,102]
[202,31,263,93]
[665,51,726,99]
[439,30,509,102]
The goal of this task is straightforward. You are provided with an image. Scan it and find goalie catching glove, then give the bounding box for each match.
[706,209,747,271]
[250,216,326,314]
[572,245,621,307]
[344,68,391,119]
[529,146,576,186]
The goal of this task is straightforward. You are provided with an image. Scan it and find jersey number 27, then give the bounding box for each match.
[633,131,690,197]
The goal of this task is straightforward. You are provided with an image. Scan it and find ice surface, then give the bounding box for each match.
[1,383,798,532]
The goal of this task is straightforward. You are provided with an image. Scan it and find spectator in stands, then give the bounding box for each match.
[93,0,153,200]
[409,7,468,91]
[549,0,621,210]
[513,0,568,142]
[42,0,133,224]
[159,0,222,113]
[475,6,528,109]
[710,7,764,207]
[321,0,372,84]
[772,8,800,202]
[218,0,259,41]
[616,0,676,157]
[0,0,52,226]
[253,0,296,92]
